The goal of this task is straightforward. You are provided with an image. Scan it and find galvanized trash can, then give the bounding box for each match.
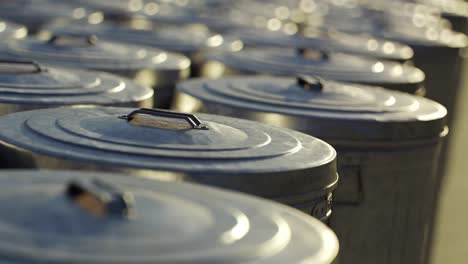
[375,19,467,126]
[424,0,468,32]
[40,20,244,78]
[0,169,339,264]
[0,59,153,114]
[0,34,190,109]
[315,2,467,124]
[203,48,426,95]
[174,76,448,264]
[0,107,338,222]
[229,27,414,62]
[0,19,27,40]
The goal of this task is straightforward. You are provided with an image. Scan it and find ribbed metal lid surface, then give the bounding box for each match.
[0,0,99,28]
[0,19,27,40]
[319,4,467,48]
[42,21,243,55]
[142,1,251,30]
[232,28,413,61]
[0,36,190,72]
[0,61,152,106]
[0,170,339,264]
[178,76,447,141]
[209,48,425,86]
[0,107,337,195]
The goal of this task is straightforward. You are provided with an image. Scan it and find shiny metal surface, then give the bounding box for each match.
[174,76,447,264]
[40,20,243,77]
[0,61,154,114]
[0,36,190,108]
[0,169,339,264]
[0,106,338,221]
[203,48,426,94]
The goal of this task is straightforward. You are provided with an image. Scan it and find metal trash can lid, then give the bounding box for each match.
[380,24,467,49]
[142,1,251,30]
[0,60,152,106]
[1,35,190,72]
[320,5,467,49]
[71,0,144,15]
[42,21,243,55]
[230,27,413,61]
[429,0,468,19]
[0,170,339,264]
[0,107,337,195]
[0,19,28,40]
[208,48,425,87]
[178,76,447,142]
[0,0,100,30]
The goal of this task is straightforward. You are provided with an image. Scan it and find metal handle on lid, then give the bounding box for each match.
[297,75,324,92]
[48,34,98,46]
[0,59,44,73]
[66,178,135,219]
[119,108,209,130]
[296,48,330,61]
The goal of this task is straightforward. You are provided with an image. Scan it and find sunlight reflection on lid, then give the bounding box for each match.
[129,0,144,12]
[267,18,282,31]
[384,96,396,106]
[383,42,395,54]
[283,23,298,35]
[425,28,439,41]
[88,12,104,24]
[144,2,160,15]
[137,49,148,59]
[73,8,86,19]
[221,210,250,244]
[152,52,167,63]
[391,65,403,77]
[372,62,385,73]
[207,34,223,47]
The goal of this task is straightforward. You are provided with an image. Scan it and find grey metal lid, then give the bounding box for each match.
[0,0,100,31]
[0,19,27,40]
[0,60,152,106]
[142,1,251,30]
[0,107,337,196]
[71,0,144,15]
[177,76,447,142]
[0,170,339,264]
[1,35,190,72]
[429,0,468,19]
[230,27,413,61]
[209,48,425,87]
[319,4,467,49]
[42,21,243,55]
[380,24,467,48]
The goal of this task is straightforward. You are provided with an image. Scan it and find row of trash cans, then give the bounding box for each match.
[0,0,466,263]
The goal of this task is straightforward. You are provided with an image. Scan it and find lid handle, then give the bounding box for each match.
[48,34,98,46]
[296,48,330,61]
[66,178,135,219]
[119,108,209,130]
[0,59,44,73]
[297,75,324,92]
